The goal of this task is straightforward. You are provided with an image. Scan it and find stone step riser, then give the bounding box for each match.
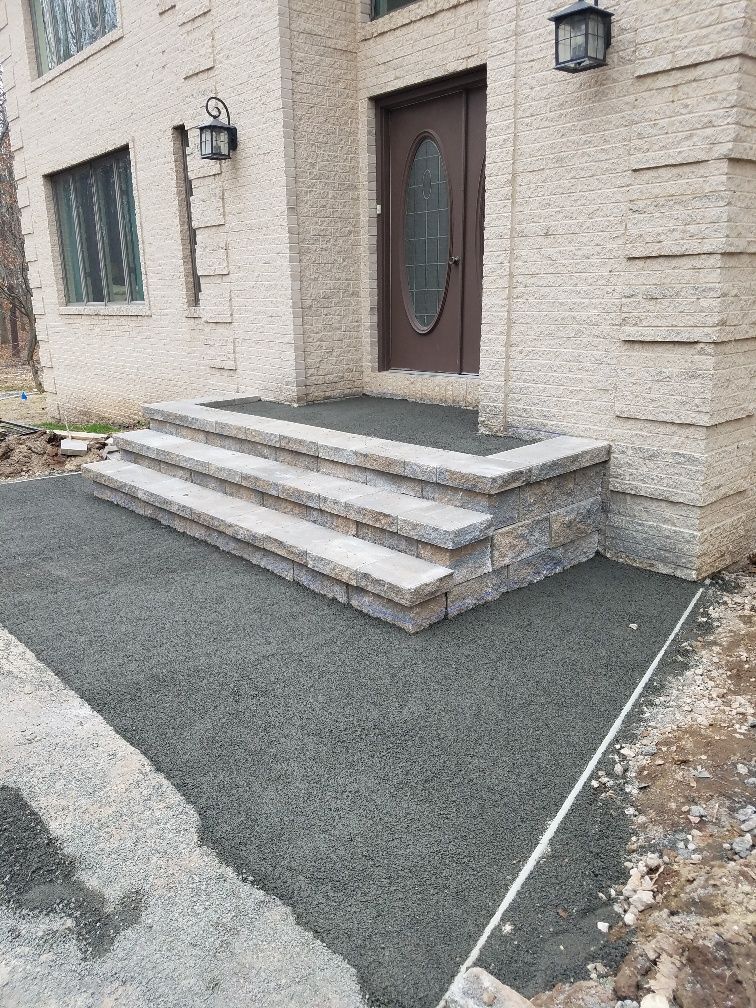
[90,482,448,632]
[91,480,599,629]
[118,434,492,548]
[148,418,606,532]
[145,404,610,496]
[88,402,612,629]
[86,461,455,608]
[119,448,495,584]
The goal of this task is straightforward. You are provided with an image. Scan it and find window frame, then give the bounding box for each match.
[371,0,418,19]
[29,0,119,77]
[52,148,145,307]
[174,126,201,309]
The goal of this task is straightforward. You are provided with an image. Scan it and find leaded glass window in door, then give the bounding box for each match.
[403,137,449,330]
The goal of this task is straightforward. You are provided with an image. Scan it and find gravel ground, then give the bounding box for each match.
[0,628,365,1008]
[452,565,755,1008]
[207,395,525,455]
[0,474,701,1008]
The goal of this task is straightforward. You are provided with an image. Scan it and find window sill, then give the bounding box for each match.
[29,28,123,90]
[59,303,150,317]
[360,0,476,40]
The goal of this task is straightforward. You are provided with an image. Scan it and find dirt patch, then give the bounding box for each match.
[0,429,108,481]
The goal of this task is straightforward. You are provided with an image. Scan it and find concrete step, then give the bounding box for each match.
[83,459,454,629]
[144,400,609,495]
[115,429,492,549]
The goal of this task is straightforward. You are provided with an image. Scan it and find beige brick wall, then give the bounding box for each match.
[0,0,305,423]
[283,0,363,402]
[472,0,754,577]
[2,0,754,577]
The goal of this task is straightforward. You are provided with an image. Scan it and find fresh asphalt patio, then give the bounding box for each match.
[0,473,701,1007]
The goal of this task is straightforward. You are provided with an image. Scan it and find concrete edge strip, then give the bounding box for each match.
[437,585,706,1005]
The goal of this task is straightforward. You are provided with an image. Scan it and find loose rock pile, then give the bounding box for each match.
[0,429,110,480]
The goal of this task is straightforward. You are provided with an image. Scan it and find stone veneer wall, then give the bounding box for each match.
[0,0,305,421]
[474,0,755,579]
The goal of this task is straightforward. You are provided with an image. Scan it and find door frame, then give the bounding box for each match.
[375,66,487,372]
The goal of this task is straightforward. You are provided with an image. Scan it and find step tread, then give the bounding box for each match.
[145,400,609,492]
[116,428,492,547]
[84,459,454,604]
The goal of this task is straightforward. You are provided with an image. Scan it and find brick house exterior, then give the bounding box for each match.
[0,0,753,581]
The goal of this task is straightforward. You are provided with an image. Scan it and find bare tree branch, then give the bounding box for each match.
[0,78,43,392]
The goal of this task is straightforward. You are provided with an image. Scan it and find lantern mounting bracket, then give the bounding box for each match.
[205,96,238,152]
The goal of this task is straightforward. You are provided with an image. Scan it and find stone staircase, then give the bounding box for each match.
[83,398,610,631]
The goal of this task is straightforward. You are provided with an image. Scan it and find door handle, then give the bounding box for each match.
[449,255,460,265]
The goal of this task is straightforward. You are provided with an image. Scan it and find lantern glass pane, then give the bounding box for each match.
[570,15,587,60]
[587,13,604,59]
[558,22,571,63]
[200,127,210,157]
[213,128,229,157]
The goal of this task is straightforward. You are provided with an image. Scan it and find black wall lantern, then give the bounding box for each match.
[199,97,238,160]
[549,0,613,73]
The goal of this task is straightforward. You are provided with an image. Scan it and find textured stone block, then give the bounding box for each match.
[519,473,579,520]
[347,587,447,633]
[550,497,602,547]
[417,539,492,584]
[509,548,566,591]
[91,483,147,515]
[318,458,367,483]
[362,468,423,497]
[488,436,610,481]
[492,517,550,569]
[307,508,357,536]
[446,568,509,618]
[151,421,208,443]
[292,563,349,603]
[275,447,320,471]
[159,459,188,479]
[563,532,599,567]
[423,482,521,527]
[262,493,309,520]
[355,523,417,556]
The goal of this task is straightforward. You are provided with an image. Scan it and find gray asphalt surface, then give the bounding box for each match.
[206,395,525,455]
[0,474,700,1007]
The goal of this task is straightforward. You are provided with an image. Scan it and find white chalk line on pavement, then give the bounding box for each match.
[2,471,83,485]
[438,586,705,1003]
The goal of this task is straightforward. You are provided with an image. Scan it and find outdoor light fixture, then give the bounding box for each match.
[548,0,613,73]
[198,97,238,160]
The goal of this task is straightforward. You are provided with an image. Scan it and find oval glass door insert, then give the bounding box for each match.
[404,137,450,330]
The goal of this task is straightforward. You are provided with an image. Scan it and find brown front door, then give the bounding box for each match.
[378,72,486,375]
